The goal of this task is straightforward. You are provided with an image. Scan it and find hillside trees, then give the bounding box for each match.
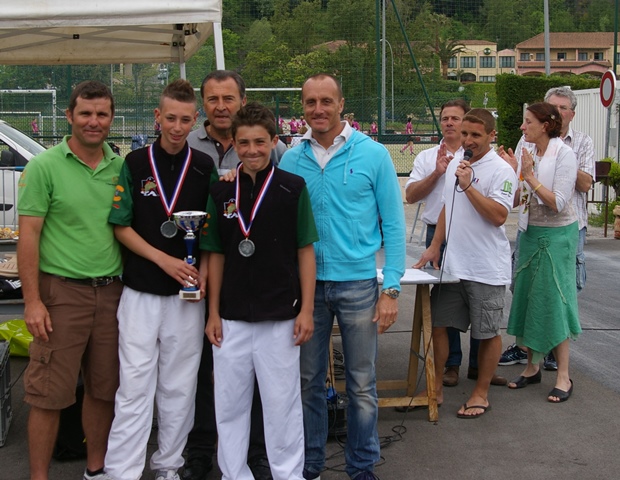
[1,0,618,97]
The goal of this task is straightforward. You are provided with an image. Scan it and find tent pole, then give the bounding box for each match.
[214,22,225,69]
[177,44,187,79]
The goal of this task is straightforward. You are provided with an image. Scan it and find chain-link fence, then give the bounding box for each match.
[0,0,616,174]
[0,86,496,175]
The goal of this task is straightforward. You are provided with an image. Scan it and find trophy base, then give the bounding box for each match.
[179,289,201,301]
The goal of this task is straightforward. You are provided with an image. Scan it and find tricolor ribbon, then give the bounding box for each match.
[148,144,192,217]
[235,163,275,238]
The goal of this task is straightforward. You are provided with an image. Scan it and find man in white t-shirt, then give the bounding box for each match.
[406,100,506,389]
[414,109,516,419]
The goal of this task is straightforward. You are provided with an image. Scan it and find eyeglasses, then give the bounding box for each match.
[551,105,573,112]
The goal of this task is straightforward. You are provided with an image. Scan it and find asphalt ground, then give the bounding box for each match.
[1,204,619,480]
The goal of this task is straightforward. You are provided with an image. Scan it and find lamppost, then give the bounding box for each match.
[381,0,386,134]
[158,64,169,85]
[381,39,394,123]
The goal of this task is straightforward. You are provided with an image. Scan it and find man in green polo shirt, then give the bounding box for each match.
[17,80,124,480]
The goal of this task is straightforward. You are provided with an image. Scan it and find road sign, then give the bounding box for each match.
[600,70,616,108]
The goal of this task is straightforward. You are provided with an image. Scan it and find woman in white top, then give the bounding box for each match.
[504,102,580,403]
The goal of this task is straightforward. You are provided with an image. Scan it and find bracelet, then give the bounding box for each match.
[533,183,542,193]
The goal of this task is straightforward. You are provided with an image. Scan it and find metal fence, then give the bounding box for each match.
[0,87,447,173]
[0,167,21,232]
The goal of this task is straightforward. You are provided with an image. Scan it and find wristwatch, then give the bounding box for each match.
[381,288,400,299]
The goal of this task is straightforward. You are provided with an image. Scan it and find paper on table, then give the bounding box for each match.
[376,268,438,284]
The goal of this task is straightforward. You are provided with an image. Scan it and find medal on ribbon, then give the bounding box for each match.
[235,163,274,257]
[148,144,192,238]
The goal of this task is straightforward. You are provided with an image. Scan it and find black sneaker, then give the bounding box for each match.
[181,456,213,480]
[498,343,528,366]
[248,455,272,480]
[544,351,558,371]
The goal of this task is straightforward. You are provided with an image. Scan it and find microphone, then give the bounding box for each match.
[455,149,473,185]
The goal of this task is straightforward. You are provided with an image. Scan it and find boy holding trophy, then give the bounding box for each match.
[105,80,218,480]
[201,103,318,480]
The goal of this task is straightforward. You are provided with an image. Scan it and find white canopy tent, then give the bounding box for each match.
[0,1,225,72]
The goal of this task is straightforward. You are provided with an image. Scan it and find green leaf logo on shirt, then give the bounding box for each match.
[501,180,513,194]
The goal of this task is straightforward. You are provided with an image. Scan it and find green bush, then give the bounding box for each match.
[495,75,600,150]
[606,160,620,200]
[590,199,620,227]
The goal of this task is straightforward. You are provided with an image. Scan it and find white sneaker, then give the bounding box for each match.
[154,470,180,480]
[83,470,115,480]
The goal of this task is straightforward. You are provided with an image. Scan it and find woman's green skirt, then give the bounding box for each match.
[507,223,581,363]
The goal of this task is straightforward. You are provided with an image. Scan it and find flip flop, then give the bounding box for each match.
[548,379,573,403]
[456,403,491,419]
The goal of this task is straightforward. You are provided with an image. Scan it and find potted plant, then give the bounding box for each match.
[596,157,613,179]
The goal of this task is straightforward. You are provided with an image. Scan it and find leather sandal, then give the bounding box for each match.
[508,369,542,389]
[548,379,573,403]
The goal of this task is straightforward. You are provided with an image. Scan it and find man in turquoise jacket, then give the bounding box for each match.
[279,73,405,480]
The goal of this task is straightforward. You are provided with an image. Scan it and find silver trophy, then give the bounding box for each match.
[173,210,207,300]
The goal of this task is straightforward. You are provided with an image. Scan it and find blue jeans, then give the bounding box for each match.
[300,279,380,479]
[446,329,480,368]
[425,224,445,266]
[576,226,586,292]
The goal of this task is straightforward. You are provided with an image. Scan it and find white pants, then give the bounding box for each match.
[105,287,205,480]
[213,319,304,480]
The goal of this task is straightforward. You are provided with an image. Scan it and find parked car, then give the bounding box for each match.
[0,120,46,231]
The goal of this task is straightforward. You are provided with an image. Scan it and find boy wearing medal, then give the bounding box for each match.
[105,80,218,480]
[201,102,318,480]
